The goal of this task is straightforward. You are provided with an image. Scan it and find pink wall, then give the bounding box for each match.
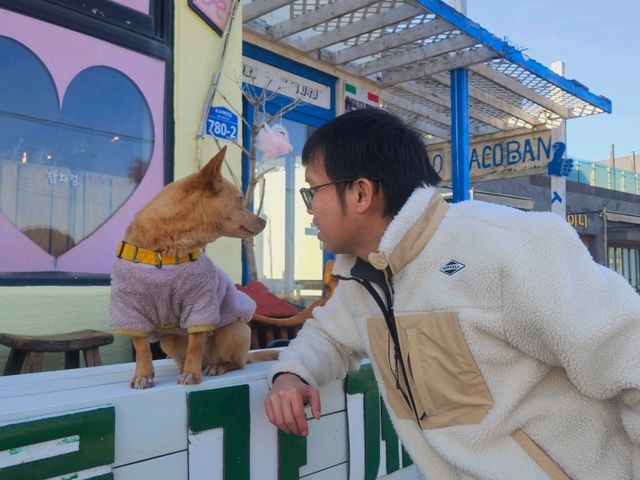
[0,8,166,274]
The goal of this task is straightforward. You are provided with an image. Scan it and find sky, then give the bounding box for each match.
[466,0,640,163]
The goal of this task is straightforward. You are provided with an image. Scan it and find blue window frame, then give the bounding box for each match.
[242,43,335,303]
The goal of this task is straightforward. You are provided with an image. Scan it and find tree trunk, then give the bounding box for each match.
[243,237,258,282]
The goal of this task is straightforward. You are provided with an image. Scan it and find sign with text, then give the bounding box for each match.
[206,106,238,141]
[242,57,332,109]
[430,129,555,184]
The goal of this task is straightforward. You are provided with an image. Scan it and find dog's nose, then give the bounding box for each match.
[257,217,267,229]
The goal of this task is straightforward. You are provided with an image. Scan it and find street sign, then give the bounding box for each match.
[205,106,238,141]
[429,129,555,184]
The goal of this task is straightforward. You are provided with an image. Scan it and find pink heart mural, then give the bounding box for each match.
[0,7,165,274]
[0,37,153,257]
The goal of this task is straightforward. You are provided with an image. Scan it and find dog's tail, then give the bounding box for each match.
[247,349,280,362]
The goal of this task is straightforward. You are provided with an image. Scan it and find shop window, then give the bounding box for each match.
[0,6,167,280]
[242,43,335,304]
[609,245,640,292]
[253,116,321,301]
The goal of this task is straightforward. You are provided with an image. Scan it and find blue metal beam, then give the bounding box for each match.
[450,68,470,202]
[413,0,612,114]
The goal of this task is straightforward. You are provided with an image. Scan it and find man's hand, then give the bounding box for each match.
[264,373,321,436]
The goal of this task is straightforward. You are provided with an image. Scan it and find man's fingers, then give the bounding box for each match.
[290,393,309,436]
[264,398,274,424]
[280,394,305,435]
[306,387,322,420]
[266,395,291,434]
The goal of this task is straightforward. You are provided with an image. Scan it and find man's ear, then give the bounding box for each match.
[199,146,226,189]
[353,178,377,214]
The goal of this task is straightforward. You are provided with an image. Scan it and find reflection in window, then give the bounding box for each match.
[253,118,322,304]
[609,245,640,292]
[0,36,153,256]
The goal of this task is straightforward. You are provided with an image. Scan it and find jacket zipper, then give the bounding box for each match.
[335,271,425,425]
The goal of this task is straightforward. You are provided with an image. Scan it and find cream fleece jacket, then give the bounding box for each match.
[270,186,640,479]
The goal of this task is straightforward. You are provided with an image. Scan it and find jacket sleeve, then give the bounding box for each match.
[501,212,640,441]
[268,281,367,388]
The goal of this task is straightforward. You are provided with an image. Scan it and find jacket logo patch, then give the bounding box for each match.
[440,260,465,276]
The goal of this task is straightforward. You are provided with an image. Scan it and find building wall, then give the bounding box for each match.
[476,175,640,265]
[173,1,245,279]
[0,3,244,370]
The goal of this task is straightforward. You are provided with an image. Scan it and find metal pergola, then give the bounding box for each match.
[242,0,612,199]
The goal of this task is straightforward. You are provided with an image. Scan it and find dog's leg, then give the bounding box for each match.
[204,321,251,376]
[159,334,188,372]
[178,331,208,385]
[131,336,155,389]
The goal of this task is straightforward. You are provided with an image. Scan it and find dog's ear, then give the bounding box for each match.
[199,146,226,189]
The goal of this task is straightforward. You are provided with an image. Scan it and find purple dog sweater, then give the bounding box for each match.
[109,254,256,341]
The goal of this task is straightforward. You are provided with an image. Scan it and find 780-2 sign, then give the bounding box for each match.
[205,106,238,141]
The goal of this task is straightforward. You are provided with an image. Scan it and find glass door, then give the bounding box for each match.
[250,114,322,305]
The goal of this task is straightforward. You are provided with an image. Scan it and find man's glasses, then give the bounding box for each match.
[299,178,358,209]
[299,177,380,209]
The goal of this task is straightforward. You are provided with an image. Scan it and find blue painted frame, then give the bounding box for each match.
[450,68,470,202]
[241,43,336,285]
[414,0,612,114]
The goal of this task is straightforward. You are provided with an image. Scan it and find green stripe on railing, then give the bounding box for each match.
[278,430,307,480]
[381,404,399,473]
[188,385,250,479]
[0,407,114,480]
[346,364,380,480]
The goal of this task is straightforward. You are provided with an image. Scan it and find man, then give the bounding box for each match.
[264,108,640,479]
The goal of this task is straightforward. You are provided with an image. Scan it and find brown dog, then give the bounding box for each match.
[109,147,266,389]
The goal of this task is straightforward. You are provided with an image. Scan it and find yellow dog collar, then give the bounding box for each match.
[116,241,201,268]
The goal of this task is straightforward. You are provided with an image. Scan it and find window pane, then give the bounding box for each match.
[254,117,322,304]
[0,37,153,257]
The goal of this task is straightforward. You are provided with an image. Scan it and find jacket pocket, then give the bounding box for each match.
[396,311,493,429]
[512,429,572,480]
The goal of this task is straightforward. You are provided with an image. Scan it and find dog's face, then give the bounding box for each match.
[195,147,266,241]
[125,147,265,251]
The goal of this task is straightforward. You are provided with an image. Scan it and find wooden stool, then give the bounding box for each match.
[0,329,114,375]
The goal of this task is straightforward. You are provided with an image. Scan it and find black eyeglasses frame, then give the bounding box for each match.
[298,177,380,209]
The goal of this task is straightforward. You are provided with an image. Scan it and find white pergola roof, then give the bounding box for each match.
[243,0,611,143]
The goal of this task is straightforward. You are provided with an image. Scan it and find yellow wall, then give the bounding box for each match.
[174,1,245,279]
[0,3,244,370]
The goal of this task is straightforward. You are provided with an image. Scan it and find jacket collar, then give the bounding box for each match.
[333,186,448,277]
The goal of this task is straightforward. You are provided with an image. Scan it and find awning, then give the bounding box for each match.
[242,0,612,143]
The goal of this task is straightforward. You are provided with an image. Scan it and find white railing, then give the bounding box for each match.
[0,359,417,480]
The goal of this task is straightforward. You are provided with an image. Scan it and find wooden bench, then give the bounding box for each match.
[0,329,114,375]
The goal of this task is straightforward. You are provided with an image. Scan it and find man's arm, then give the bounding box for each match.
[264,281,367,435]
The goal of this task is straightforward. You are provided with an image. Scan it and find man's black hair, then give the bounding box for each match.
[302,108,441,217]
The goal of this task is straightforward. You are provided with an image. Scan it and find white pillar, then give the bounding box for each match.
[446,0,467,14]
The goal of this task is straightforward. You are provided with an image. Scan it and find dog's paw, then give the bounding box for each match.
[178,371,201,385]
[131,376,155,389]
